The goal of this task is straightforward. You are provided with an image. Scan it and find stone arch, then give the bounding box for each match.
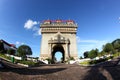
[40,20,78,62]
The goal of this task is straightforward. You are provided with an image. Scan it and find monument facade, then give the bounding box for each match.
[40,19,78,62]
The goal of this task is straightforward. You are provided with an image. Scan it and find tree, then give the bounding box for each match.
[7,49,15,55]
[83,51,89,58]
[112,39,120,52]
[79,56,83,59]
[103,43,114,54]
[112,39,120,45]
[100,51,106,56]
[114,43,120,49]
[17,45,32,60]
[88,49,98,59]
[95,48,99,54]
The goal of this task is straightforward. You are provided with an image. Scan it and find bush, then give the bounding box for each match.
[7,49,15,55]
[69,57,75,60]
[89,56,113,65]
[106,56,113,60]
[0,50,7,53]
[0,53,11,60]
[89,60,97,64]
[16,60,38,66]
[46,58,52,64]
[113,52,120,58]
[80,56,113,65]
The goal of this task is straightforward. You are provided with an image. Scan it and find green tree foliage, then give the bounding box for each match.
[112,39,120,45]
[103,43,114,54]
[112,39,120,52]
[100,51,106,56]
[82,39,120,59]
[88,49,99,59]
[46,58,52,64]
[69,57,75,60]
[79,56,83,59]
[17,45,32,60]
[83,51,89,58]
[7,49,15,55]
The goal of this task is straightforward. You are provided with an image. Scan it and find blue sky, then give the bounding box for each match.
[0,0,120,60]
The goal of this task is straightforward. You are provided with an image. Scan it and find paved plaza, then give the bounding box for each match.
[0,59,120,80]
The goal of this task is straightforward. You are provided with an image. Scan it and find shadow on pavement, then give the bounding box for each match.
[1,67,67,75]
[0,59,67,75]
[83,58,120,80]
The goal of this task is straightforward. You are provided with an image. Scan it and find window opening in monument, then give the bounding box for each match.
[54,51,62,62]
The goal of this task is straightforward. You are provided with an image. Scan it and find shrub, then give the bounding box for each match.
[46,58,52,64]
[0,53,11,60]
[106,56,113,60]
[16,60,38,66]
[7,49,15,55]
[69,57,75,60]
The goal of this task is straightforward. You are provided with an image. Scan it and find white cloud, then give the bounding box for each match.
[32,27,41,35]
[32,26,39,31]
[0,31,2,35]
[76,36,80,43]
[80,40,99,43]
[119,17,120,20]
[79,40,107,50]
[38,29,41,35]
[21,43,25,45]
[24,19,38,29]
[24,19,41,36]
[77,36,102,43]
[118,17,120,23]
[16,41,25,46]
[16,41,20,45]
[32,27,41,36]
[77,36,109,57]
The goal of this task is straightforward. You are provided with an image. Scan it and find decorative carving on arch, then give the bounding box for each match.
[48,32,70,44]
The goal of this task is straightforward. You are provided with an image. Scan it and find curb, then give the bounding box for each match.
[17,63,29,67]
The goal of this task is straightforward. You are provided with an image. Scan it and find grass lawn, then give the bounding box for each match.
[0,53,11,60]
[113,52,120,58]
[80,60,91,65]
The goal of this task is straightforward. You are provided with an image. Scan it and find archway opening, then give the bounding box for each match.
[52,44,65,64]
[54,51,63,63]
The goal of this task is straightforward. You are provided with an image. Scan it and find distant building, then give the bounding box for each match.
[0,39,17,51]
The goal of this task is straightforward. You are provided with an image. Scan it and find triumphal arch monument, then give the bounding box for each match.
[40,19,78,62]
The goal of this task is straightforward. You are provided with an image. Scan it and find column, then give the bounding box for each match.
[65,43,69,60]
[50,44,52,59]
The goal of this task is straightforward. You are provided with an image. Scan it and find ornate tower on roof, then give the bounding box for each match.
[40,19,78,63]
